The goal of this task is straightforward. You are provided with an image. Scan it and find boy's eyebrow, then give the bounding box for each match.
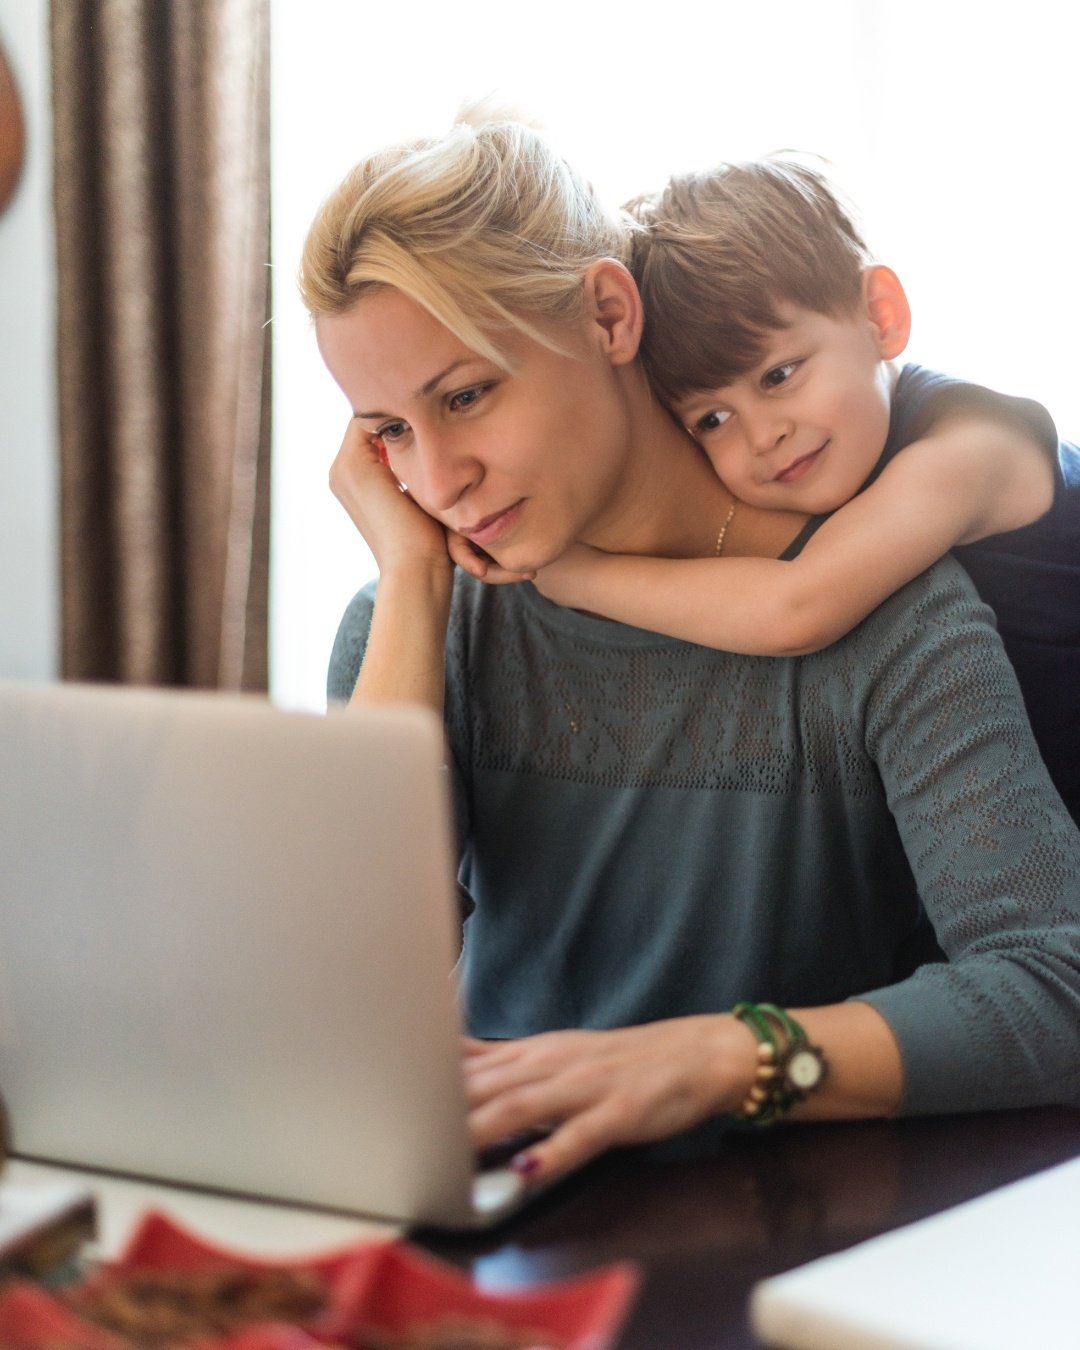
[678,389,729,411]
[353,359,478,420]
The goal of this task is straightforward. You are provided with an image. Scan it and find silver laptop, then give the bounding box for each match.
[0,680,528,1230]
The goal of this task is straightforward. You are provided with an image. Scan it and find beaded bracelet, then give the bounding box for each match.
[732,1001,828,1126]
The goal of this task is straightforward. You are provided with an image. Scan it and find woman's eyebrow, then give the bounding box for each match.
[354,359,478,420]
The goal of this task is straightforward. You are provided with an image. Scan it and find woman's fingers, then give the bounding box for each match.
[328,419,448,570]
[328,420,398,522]
[446,530,536,584]
[509,1104,619,1181]
[464,1018,755,1185]
[329,440,536,584]
[469,1053,654,1184]
[446,531,489,579]
[328,423,536,584]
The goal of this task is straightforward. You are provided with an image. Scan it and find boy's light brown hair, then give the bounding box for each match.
[627,157,872,407]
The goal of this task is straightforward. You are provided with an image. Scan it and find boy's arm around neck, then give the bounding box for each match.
[533,414,1055,656]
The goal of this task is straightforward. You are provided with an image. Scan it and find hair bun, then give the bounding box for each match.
[452,94,546,132]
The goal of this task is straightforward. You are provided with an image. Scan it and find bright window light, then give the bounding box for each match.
[269,0,1078,711]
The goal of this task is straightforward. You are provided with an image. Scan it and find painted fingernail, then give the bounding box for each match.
[511,1151,540,1178]
[374,437,389,465]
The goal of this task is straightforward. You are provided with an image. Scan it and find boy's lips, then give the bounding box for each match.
[775,442,828,484]
[458,499,525,547]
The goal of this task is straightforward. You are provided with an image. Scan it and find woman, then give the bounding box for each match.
[300,118,1080,1185]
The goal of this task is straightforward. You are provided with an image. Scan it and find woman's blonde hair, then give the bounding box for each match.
[298,115,633,365]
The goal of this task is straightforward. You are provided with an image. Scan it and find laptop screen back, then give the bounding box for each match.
[0,682,476,1225]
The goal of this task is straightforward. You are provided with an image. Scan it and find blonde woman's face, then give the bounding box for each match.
[316,287,637,574]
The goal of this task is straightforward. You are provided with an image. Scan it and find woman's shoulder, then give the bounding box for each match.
[325,572,540,705]
[825,554,1001,682]
[326,579,379,704]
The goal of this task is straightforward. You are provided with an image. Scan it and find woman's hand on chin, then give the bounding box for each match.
[446,530,536,585]
[329,420,449,577]
[463,1016,758,1184]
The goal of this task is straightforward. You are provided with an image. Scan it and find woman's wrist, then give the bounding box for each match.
[376,551,454,596]
[729,1003,830,1125]
[712,1001,904,1126]
[787,1002,903,1120]
[351,559,454,711]
[702,1012,764,1118]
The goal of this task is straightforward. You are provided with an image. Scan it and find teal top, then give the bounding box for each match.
[328,558,1080,1116]
[786,363,1080,823]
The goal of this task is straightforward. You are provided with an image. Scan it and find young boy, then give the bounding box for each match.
[472,158,1080,823]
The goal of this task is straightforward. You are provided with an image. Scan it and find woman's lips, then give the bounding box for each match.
[775,443,827,484]
[459,499,525,548]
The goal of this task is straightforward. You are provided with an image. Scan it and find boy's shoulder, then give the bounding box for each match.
[886,363,1060,473]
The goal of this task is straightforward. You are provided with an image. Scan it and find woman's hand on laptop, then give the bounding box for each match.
[464,1016,759,1183]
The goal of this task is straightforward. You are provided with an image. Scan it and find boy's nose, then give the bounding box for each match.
[745,409,793,456]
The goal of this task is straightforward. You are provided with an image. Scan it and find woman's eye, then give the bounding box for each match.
[448,384,491,413]
[762,361,799,390]
[376,420,409,443]
[693,409,732,434]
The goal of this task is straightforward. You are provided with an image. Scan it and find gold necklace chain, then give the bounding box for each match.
[715,496,737,556]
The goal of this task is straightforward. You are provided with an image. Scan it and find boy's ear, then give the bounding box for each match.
[582,258,643,366]
[862,265,911,359]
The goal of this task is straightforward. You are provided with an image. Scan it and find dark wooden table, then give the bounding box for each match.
[416,1106,1080,1348]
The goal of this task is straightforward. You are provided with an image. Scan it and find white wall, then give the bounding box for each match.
[0,0,57,681]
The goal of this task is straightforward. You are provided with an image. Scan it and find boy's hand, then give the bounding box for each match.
[446,529,537,585]
[533,543,605,608]
[329,421,449,576]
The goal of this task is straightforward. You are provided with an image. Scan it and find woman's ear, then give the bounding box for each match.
[582,258,644,366]
[862,265,912,359]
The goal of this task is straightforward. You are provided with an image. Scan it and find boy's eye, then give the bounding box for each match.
[693,409,732,434]
[762,361,799,390]
[376,420,409,443]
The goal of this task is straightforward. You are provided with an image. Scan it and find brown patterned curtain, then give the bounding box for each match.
[50,0,270,689]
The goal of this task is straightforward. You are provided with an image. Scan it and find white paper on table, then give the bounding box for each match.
[751,1154,1080,1350]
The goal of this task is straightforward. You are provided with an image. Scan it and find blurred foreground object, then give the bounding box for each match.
[0,40,25,213]
[0,1181,97,1284]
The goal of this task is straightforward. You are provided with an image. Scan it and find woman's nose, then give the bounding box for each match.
[412,434,481,512]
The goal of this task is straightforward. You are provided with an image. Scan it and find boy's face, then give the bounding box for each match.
[673,300,900,516]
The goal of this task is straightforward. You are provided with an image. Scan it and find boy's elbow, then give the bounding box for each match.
[773,634,830,658]
[761,602,837,657]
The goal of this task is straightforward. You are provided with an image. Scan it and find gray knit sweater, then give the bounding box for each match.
[328,557,1080,1116]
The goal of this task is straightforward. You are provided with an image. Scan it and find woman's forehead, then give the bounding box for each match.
[317,290,487,408]
[317,288,586,414]
[318,288,457,361]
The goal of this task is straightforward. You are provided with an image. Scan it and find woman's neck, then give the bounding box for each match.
[585,375,807,561]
